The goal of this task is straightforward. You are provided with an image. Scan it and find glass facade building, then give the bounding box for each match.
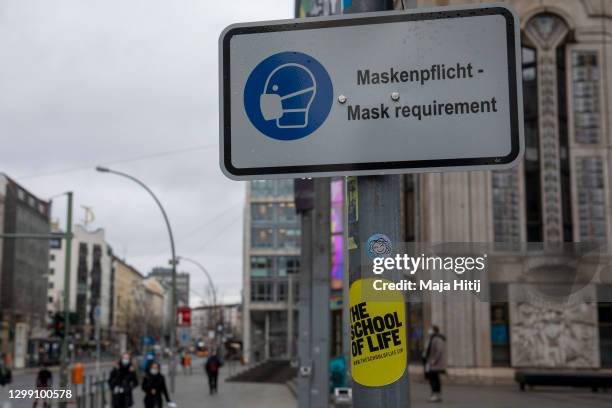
[243,180,300,362]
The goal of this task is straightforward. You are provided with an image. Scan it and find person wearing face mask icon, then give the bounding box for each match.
[259,63,316,129]
[108,353,139,408]
[142,363,171,408]
[422,325,446,403]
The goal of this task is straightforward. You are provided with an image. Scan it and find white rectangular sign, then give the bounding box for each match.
[219,4,523,180]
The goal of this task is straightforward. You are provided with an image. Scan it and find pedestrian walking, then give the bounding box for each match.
[108,353,139,408]
[204,351,223,394]
[142,363,171,408]
[182,353,192,375]
[423,325,446,403]
[33,363,52,408]
[0,355,11,387]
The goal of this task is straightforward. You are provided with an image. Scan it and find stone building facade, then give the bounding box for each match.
[408,0,612,375]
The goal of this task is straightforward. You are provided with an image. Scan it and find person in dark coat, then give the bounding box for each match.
[0,354,11,387]
[33,363,53,407]
[422,325,447,403]
[142,363,171,408]
[108,353,139,408]
[204,351,223,394]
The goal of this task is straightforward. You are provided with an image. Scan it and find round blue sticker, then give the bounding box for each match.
[366,234,393,259]
[243,52,333,141]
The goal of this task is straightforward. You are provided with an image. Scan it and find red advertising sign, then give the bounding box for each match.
[177,307,191,327]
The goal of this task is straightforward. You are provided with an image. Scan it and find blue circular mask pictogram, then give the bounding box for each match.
[243,52,333,141]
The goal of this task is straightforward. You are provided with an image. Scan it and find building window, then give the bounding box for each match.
[277,280,288,302]
[277,257,300,277]
[490,284,510,366]
[522,45,543,242]
[251,227,274,248]
[251,280,273,302]
[251,203,275,223]
[599,285,612,367]
[492,170,520,242]
[277,180,294,196]
[572,51,600,144]
[277,202,297,223]
[576,157,607,242]
[48,296,53,303]
[277,228,300,249]
[251,180,275,197]
[49,268,54,275]
[250,256,274,277]
[49,282,54,289]
[557,44,573,242]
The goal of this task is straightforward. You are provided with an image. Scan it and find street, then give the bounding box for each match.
[1,359,611,407]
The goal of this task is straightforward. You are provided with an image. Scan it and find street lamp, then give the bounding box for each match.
[177,256,221,349]
[177,256,217,307]
[95,166,178,392]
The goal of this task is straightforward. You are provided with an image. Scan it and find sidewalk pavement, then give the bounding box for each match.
[166,364,610,408]
[150,362,295,408]
[407,380,612,408]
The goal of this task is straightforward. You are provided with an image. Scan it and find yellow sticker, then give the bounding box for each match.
[347,236,358,250]
[349,278,406,387]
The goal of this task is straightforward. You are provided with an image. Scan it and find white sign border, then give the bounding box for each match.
[219,3,524,180]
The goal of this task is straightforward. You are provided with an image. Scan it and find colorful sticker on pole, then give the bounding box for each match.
[350,278,406,387]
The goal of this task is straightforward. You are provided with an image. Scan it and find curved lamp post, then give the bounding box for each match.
[95,166,178,392]
[177,256,217,307]
[177,256,222,349]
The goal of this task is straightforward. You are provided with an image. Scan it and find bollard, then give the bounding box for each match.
[101,372,107,408]
[89,375,94,408]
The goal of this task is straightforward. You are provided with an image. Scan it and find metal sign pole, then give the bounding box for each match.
[347,176,409,407]
[59,192,73,408]
[311,178,331,408]
[297,194,313,408]
[343,3,411,408]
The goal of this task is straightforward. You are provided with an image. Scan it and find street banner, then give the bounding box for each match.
[219,4,523,179]
[177,307,192,327]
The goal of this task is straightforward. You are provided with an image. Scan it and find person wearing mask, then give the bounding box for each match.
[204,351,223,394]
[142,363,171,408]
[423,325,447,403]
[108,353,139,408]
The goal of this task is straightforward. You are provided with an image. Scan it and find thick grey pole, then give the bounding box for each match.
[297,205,313,408]
[344,2,411,408]
[347,176,409,407]
[59,192,73,408]
[311,178,331,408]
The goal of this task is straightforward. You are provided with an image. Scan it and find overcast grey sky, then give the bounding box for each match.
[0,1,293,305]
